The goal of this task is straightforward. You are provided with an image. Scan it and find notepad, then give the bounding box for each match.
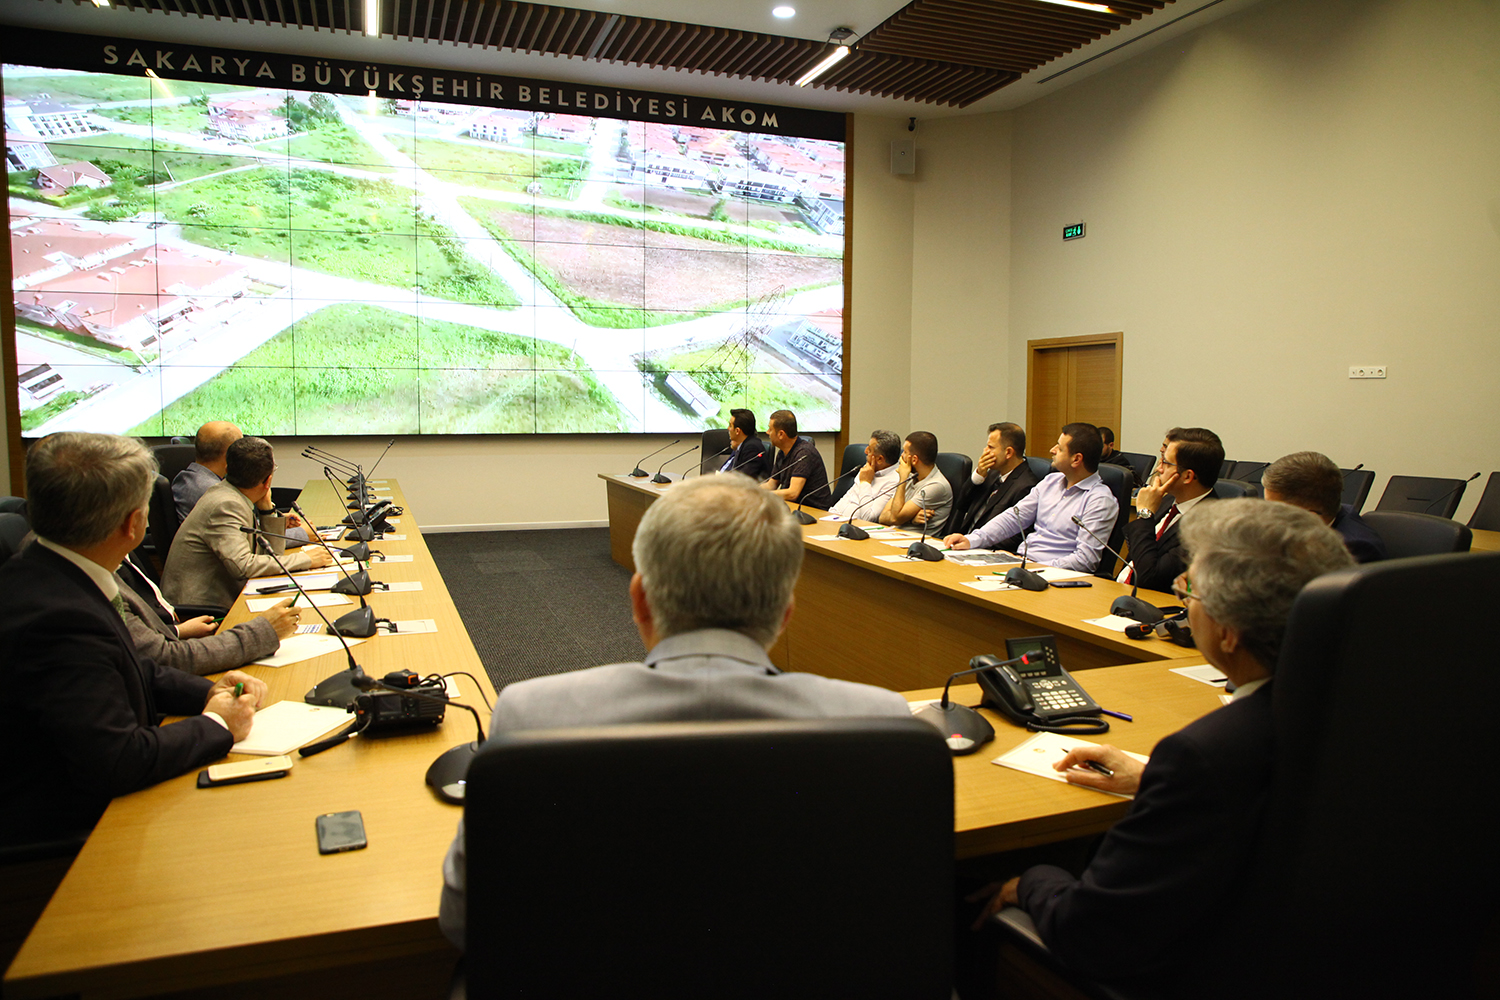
[1170,663,1228,686]
[230,701,353,755]
[992,732,1149,799]
[245,593,351,613]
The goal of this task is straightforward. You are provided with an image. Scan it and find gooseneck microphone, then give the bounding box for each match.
[1070,514,1164,624]
[835,466,903,540]
[1421,472,1480,515]
[911,650,1042,754]
[652,444,700,484]
[906,472,945,561]
[629,438,681,478]
[239,525,385,637]
[1004,526,1049,592]
[292,500,388,604]
[689,445,730,479]
[324,468,373,540]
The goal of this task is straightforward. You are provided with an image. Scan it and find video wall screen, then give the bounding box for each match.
[5,41,845,437]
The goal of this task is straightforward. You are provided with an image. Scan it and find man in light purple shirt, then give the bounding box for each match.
[944,422,1119,573]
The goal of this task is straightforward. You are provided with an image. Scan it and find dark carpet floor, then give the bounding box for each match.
[425,528,645,694]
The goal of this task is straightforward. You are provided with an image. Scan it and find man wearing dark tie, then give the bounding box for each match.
[952,422,1040,541]
[1117,426,1222,593]
[0,432,266,848]
[718,408,769,480]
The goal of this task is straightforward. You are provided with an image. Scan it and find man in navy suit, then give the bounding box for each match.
[1262,450,1387,563]
[1117,426,1223,593]
[0,433,266,849]
[951,422,1040,541]
[973,499,1353,996]
[718,408,769,480]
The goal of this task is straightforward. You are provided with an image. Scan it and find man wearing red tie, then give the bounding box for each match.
[1118,427,1223,593]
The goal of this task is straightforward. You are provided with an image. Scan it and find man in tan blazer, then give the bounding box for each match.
[162,437,332,611]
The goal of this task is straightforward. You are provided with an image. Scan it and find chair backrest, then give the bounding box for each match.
[0,513,31,563]
[1118,451,1155,489]
[1218,459,1235,481]
[1375,474,1470,518]
[1212,478,1258,500]
[464,717,954,1000]
[150,443,198,486]
[0,496,27,517]
[1358,510,1471,559]
[137,475,179,577]
[829,441,867,507]
[698,427,731,476]
[1466,472,1500,530]
[1025,455,1053,482]
[1093,463,1134,577]
[933,452,974,522]
[1230,460,1268,484]
[1340,467,1375,512]
[1224,551,1500,997]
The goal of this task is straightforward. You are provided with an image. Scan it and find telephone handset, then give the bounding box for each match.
[976,635,1108,734]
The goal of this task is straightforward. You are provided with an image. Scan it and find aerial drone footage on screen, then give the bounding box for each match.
[5,44,846,438]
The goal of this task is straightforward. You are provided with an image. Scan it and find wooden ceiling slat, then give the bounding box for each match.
[602,16,643,64]
[436,0,453,41]
[479,0,504,48]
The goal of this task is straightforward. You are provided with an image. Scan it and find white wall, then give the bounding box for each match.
[1002,0,1500,521]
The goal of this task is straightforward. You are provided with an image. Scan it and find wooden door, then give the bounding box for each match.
[1025,333,1122,453]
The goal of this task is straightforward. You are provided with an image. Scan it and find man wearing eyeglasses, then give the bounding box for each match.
[971,499,1354,993]
[1117,426,1223,593]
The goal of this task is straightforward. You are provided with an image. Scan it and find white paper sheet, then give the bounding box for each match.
[251,633,365,668]
[962,579,1019,592]
[1034,567,1091,582]
[242,573,338,594]
[245,593,351,612]
[1170,663,1229,686]
[374,533,407,541]
[1082,614,1142,633]
[381,580,424,593]
[991,732,1149,799]
[376,619,437,635]
[374,554,414,563]
[230,701,354,755]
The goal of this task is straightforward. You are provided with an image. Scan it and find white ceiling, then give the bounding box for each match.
[8,0,1265,119]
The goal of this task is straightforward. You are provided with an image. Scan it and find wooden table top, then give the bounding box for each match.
[1471,528,1499,553]
[5,478,488,1000]
[909,662,1227,858]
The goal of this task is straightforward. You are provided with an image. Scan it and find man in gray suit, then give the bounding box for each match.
[162,436,332,611]
[117,570,298,676]
[438,473,911,949]
[171,421,241,522]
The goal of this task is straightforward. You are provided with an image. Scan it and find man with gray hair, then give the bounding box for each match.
[973,499,1353,994]
[829,429,903,522]
[437,474,910,949]
[0,433,267,849]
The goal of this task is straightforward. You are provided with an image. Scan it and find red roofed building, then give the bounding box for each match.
[6,132,56,171]
[34,160,110,193]
[10,219,152,289]
[16,246,251,352]
[533,113,592,141]
[470,110,531,144]
[208,93,289,142]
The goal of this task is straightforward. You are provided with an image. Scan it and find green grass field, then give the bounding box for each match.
[20,391,89,432]
[3,74,250,105]
[93,103,215,135]
[129,303,625,434]
[642,341,828,427]
[286,123,392,171]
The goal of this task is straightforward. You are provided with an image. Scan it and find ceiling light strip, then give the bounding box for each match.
[795,43,850,86]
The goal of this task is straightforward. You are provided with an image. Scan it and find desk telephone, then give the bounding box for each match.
[976,636,1109,735]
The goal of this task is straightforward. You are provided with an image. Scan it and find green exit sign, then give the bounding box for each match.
[1063,223,1086,241]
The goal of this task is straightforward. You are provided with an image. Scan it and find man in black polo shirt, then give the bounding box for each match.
[761,409,831,509]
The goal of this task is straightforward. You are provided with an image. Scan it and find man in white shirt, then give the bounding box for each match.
[829,429,902,522]
[879,431,953,535]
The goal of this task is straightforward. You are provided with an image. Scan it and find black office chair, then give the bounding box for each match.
[829,441,866,507]
[1359,510,1471,559]
[1340,467,1375,512]
[0,513,31,563]
[1093,464,1134,578]
[1218,459,1235,481]
[1374,474,1471,518]
[133,475,179,581]
[697,427,731,476]
[1230,461,1268,484]
[1118,452,1155,490]
[991,551,1500,999]
[462,718,954,1000]
[933,452,974,529]
[1212,478,1258,499]
[0,496,26,517]
[1466,472,1500,530]
[150,443,197,486]
[1026,455,1053,482]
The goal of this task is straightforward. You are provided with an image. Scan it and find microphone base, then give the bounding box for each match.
[837,522,870,540]
[912,701,995,755]
[629,468,649,478]
[332,605,378,638]
[792,509,817,525]
[907,541,945,562]
[1111,595,1166,624]
[338,542,370,562]
[1005,567,1050,591]
[305,668,363,709]
[427,741,481,804]
[651,473,673,484]
[331,571,373,597]
[345,524,375,542]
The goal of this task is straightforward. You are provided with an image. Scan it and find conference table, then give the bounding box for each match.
[8,478,1222,1000]
[601,473,1200,694]
[1471,528,1500,553]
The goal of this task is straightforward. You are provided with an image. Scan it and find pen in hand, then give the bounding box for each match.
[1078,759,1113,777]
